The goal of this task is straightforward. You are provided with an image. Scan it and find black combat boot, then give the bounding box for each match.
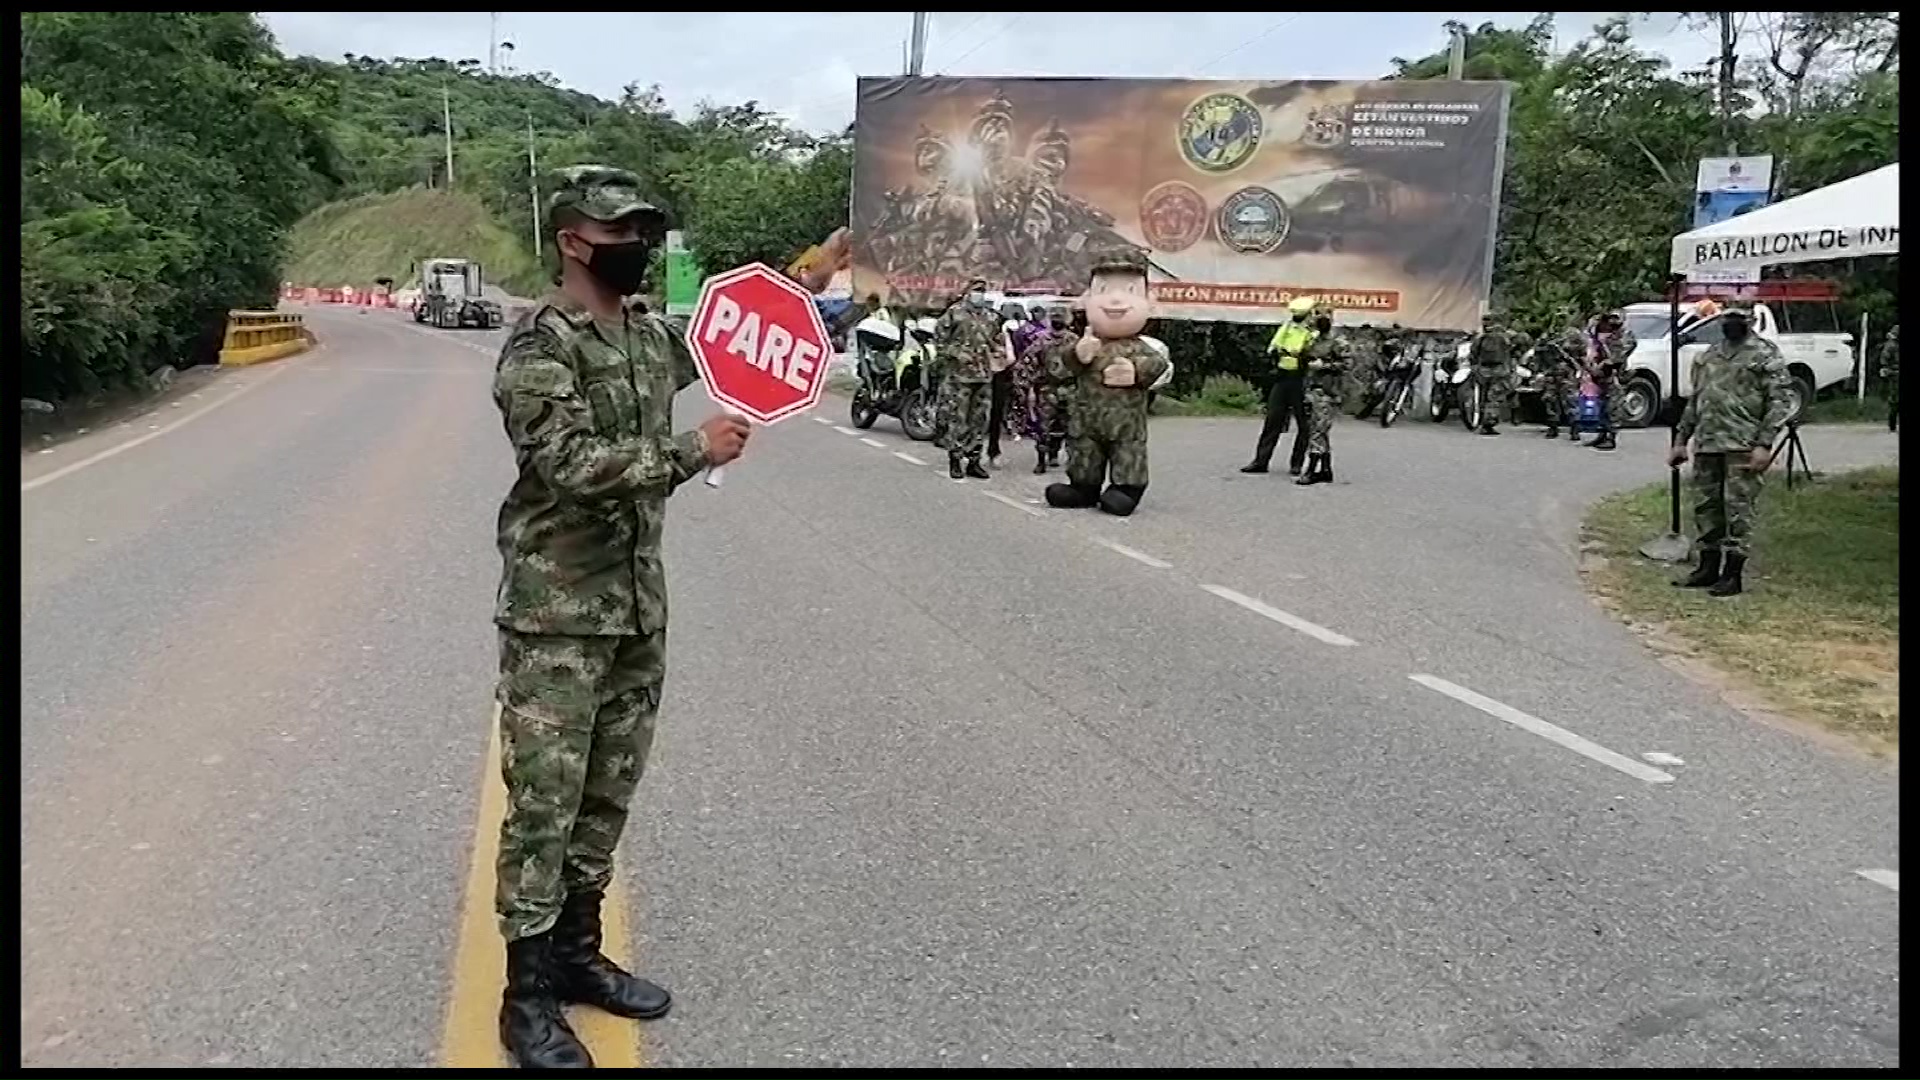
[500,933,593,1069]
[1677,550,1722,588]
[1708,553,1746,597]
[1320,451,1334,483]
[550,889,672,1020]
[1478,423,1500,436]
[1590,431,1617,451]
[948,453,964,480]
[1239,462,1270,474]
[965,456,990,480]
[1543,424,1559,438]
[1569,427,1584,442]
[1033,449,1049,474]
[1295,454,1324,485]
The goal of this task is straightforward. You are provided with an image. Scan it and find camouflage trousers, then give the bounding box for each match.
[1305,389,1338,454]
[1690,452,1764,558]
[939,377,991,459]
[1066,431,1149,489]
[495,629,665,942]
[1539,369,1578,424]
[1476,368,1511,426]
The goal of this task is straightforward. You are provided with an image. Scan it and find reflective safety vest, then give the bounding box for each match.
[1268,321,1318,371]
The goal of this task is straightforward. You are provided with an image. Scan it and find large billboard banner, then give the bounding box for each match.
[851,76,1511,332]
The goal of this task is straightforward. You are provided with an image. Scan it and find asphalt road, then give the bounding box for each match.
[19,305,1900,1068]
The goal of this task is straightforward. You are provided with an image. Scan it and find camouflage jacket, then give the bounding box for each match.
[492,293,711,637]
[1468,327,1516,373]
[1877,330,1898,386]
[1539,327,1587,371]
[935,302,1005,383]
[1675,336,1793,454]
[1070,337,1168,440]
[1302,333,1352,398]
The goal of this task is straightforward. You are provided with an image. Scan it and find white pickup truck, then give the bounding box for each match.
[1607,301,1855,428]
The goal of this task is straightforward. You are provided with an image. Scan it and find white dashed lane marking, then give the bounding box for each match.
[859,437,887,449]
[1094,537,1172,569]
[1855,869,1899,892]
[814,416,835,425]
[982,491,1045,518]
[893,451,927,466]
[1201,584,1357,647]
[1409,674,1676,785]
[832,425,859,436]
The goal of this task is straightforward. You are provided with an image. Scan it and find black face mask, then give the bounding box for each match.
[572,237,652,296]
[1723,320,1751,342]
[1313,318,1333,333]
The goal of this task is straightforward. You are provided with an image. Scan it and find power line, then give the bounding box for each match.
[1194,13,1304,75]
[936,13,1026,74]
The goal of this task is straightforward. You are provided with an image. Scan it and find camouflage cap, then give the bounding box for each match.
[547,164,664,225]
[1088,248,1149,279]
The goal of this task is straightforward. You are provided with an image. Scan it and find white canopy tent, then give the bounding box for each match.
[1670,162,1899,277]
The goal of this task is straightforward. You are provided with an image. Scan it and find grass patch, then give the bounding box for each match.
[1802,392,1895,425]
[1167,373,1264,417]
[284,187,547,299]
[1581,465,1899,753]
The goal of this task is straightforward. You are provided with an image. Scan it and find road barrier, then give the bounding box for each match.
[219,310,313,367]
[280,284,399,308]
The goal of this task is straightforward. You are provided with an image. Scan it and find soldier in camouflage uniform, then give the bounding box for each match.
[1014,307,1077,474]
[1296,312,1352,485]
[1537,320,1587,440]
[1585,310,1637,451]
[1667,304,1793,597]
[1877,325,1898,433]
[490,166,832,1068]
[1044,251,1169,516]
[935,278,1002,480]
[1467,314,1518,435]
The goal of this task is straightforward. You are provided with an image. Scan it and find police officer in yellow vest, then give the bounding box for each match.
[1241,295,1320,476]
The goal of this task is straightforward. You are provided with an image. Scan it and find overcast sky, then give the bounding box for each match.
[260,11,1722,133]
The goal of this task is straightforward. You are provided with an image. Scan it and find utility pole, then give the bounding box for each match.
[1716,10,1739,154]
[489,11,500,74]
[1446,24,1467,79]
[526,113,541,260]
[907,12,928,76]
[442,86,455,189]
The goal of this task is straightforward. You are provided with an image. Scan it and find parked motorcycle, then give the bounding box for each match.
[1427,340,1477,427]
[851,317,943,440]
[1356,342,1421,428]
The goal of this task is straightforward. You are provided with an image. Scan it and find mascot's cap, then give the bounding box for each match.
[1088,248,1149,278]
[1288,296,1318,316]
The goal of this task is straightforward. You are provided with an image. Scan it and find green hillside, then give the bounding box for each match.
[284,187,545,298]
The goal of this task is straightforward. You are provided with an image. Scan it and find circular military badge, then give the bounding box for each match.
[1177,92,1264,174]
[1213,186,1291,255]
[1300,104,1348,149]
[1138,181,1209,253]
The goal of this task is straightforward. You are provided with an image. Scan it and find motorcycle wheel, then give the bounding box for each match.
[1380,379,1406,428]
[850,389,879,430]
[1461,381,1482,431]
[1429,388,1451,424]
[901,389,939,441]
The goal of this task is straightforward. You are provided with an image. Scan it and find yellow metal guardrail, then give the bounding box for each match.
[219,310,313,367]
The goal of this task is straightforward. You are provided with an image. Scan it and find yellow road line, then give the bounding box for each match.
[440,705,643,1068]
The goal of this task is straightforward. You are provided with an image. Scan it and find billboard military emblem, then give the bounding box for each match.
[851,76,1512,332]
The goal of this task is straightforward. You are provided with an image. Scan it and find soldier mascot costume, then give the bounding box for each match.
[1043,250,1169,517]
